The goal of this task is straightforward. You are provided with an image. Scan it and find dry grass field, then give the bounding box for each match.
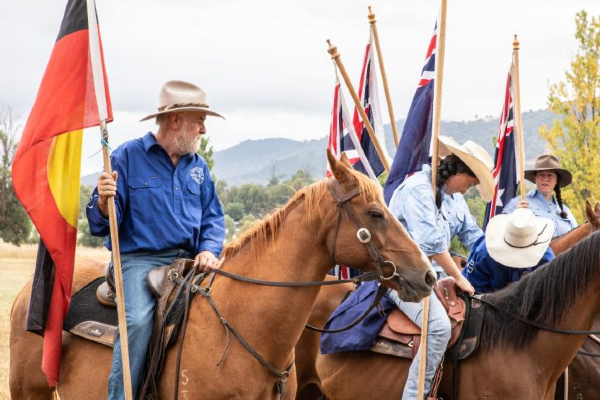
[0,241,110,399]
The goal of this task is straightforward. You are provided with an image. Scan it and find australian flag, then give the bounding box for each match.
[383,22,437,204]
[327,76,379,181]
[483,65,518,230]
[351,36,390,178]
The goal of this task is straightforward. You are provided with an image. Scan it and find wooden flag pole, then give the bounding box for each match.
[512,35,526,201]
[100,121,133,400]
[368,6,400,148]
[418,0,448,398]
[327,40,391,173]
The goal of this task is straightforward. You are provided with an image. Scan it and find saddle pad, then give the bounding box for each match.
[63,277,118,347]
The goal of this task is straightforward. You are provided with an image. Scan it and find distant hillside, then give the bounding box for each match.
[213,109,558,186]
[81,109,559,187]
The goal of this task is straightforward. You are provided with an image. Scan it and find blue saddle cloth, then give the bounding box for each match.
[320,281,395,354]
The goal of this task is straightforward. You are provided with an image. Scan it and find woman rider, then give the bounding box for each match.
[502,154,577,237]
[386,135,494,399]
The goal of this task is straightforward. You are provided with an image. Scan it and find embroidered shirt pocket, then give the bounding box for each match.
[185,179,203,219]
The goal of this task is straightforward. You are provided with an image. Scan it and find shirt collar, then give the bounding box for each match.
[142,132,159,152]
[532,189,556,205]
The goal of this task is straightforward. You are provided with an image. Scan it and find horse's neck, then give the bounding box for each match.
[549,222,592,255]
[198,205,331,369]
[527,280,600,379]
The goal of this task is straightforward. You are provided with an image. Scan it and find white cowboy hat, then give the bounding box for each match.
[485,208,554,268]
[437,135,494,202]
[140,80,224,122]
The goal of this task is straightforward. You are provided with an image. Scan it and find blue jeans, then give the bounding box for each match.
[385,290,451,400]
[107,249,193,400]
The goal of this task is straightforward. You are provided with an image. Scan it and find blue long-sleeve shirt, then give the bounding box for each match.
[462,235,555,293]
[86,132,225,257]
[388,165,483,272]
[503,190,577,238]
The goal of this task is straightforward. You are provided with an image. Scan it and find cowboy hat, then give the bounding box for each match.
[524,154,572,188]
[437,135,494,202]
[486,208,554,268]
[140,80,224,122]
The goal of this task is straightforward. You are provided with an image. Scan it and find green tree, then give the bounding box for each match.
[540,10,600,221]
[224,214,235,242]
[224,202,245,221]
[0,105,31,245]
[77,219,105,247]
[238,214,258,235]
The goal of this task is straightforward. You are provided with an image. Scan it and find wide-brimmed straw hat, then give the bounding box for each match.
[437,135,494,202]
[524,154,572,188]
[140,80,224,122]
[486,208,554,268]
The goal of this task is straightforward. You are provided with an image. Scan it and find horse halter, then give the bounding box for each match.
[327,179,401,282]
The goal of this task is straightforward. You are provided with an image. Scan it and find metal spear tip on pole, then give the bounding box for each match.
[513,34,520,50]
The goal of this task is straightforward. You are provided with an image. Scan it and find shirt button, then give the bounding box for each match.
[144,182,148,186]
[175,187,179,191]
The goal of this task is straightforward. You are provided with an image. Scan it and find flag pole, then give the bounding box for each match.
[100,123,133,400]
[419,0,448,398]
[368,6,399,148]
[86,0,133,397]
[512,35,526,201]
[327,40,391,173]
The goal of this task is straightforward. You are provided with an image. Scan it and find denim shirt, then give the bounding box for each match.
[462,235,555,293]
[86,132,225,257]
[388,165,483,272]
[503,190,577,238]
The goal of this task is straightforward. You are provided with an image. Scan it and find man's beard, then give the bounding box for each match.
[174,133,201,155]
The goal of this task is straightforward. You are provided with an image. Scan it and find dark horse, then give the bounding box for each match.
[10,152,435,399]
[297,232,600,399]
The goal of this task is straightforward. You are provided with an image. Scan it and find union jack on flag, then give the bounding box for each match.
[326,76,378,181]
[383,21,437,204]
[351,34,390,178]
[483,64,518,230]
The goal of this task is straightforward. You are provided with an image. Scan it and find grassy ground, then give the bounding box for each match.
[0,241,110,399]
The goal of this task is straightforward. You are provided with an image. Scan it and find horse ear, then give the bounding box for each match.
[327,149,353,184]
[585,200,594,221]
[339,152,353,168]
[595,202,600,216]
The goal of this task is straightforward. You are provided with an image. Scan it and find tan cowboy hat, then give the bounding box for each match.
[486,208,554,268]
[140,80,224,122]
[437,135,494,202]
[524,154,572,188]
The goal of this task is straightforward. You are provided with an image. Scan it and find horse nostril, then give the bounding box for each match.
[424,270,436,288]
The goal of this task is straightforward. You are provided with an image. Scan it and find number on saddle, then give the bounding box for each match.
[370,277,485,361]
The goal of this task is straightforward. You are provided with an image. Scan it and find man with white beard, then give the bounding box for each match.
[86,80,226,400]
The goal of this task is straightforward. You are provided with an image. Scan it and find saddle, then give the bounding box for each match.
[370,277,485,361]
[64,258,196,349]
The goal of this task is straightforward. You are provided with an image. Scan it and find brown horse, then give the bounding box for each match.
[10,152,435,400]
[296,204,600,400]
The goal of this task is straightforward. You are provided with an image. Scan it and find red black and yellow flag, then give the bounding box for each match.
[11,0,112,386]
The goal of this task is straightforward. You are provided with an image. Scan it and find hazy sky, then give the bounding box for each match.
[3,0,600,175]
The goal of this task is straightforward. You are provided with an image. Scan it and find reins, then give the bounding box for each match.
[475,295,600,335]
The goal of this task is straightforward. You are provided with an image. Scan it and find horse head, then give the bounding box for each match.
[326,150,435,302]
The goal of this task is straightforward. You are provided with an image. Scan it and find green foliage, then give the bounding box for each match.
[224,202,244,221]
[0,105,31,246]
[238,214,258,235]
[79,185,93,219]
[77,219,105,248]
[224,214,235,242]
[539,10,600,221]
[197,136,215,171]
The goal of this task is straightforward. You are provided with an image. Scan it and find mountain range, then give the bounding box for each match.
[82,109,559,187]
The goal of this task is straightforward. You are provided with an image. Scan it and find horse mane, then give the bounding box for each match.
[480,231,600,351]
[221,170,383,261]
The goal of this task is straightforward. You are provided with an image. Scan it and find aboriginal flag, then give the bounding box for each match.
[11,0,112,386]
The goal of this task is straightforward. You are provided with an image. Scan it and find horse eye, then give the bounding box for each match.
[369,210,384,220]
